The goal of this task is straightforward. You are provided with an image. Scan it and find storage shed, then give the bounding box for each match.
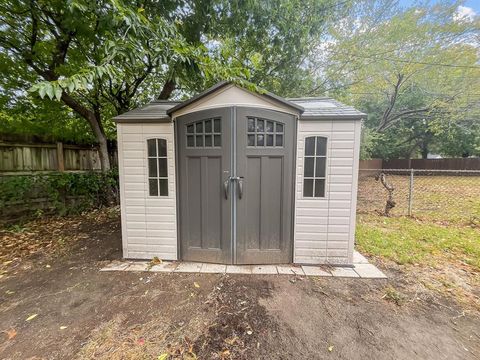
[114,81,365,266]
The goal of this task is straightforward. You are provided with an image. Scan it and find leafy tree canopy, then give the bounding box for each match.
[0,0,344,169]
[313,0,480,159]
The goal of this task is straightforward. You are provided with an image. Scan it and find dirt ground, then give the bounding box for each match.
[0,210,479,359]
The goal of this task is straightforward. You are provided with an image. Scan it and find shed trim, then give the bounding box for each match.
[167,81,305,115]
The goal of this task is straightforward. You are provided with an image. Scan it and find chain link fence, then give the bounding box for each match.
[357,169,480,224]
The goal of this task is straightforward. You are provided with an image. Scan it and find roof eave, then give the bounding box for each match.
[113,116,172,123]
[300,114,366,120]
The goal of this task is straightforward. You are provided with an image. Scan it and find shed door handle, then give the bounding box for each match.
[223,178,230,199]
[237,177,244,199]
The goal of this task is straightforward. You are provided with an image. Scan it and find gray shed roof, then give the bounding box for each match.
[289,97,366,120]
[113,84,365,123]
[113,100,180,123]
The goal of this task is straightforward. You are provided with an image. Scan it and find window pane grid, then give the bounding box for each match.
[303,136,327,198]
[148,139,168,196]
[186,118,221,148]
[247,117,284,147]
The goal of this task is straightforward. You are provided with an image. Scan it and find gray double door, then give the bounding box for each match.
[177,107,295,264]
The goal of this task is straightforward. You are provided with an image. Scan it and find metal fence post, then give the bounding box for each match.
[408,168,414,216]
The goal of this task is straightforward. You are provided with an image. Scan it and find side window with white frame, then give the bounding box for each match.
[303,136,327,198]
[147,138,168,196]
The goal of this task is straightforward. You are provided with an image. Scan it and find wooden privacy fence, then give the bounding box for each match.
[0,142,117,173]
[382,158,480,170]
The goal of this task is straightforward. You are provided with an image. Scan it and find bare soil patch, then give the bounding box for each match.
[0,210,479,359]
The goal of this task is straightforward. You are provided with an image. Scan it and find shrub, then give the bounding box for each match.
[0,170,118,217]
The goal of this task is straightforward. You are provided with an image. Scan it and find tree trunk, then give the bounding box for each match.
[97,133,110,171]
[60,92,111,170]
[421,144,429,159]
[158,79,175,100]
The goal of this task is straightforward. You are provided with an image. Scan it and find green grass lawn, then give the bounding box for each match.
[356,214,480,270]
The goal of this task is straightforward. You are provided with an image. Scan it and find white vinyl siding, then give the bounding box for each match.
[294,119,361,265]
[117,123,177,260]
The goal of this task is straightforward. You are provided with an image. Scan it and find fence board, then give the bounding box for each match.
[0,142,110,172]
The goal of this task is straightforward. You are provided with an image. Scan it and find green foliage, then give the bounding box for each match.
[318,0,480,159]
[0,0,346,146]
[0,171,118,216]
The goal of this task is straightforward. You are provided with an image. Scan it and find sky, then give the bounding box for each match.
[399,0,479,17]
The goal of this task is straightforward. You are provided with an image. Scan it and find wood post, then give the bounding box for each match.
[56,142,65,171]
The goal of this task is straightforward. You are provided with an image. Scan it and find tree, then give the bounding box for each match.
[309,0,480,159]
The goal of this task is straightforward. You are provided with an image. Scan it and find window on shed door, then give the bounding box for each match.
[147,139,168,196]
[303,136,327,198]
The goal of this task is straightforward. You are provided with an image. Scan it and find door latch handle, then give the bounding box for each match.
[237,177,244,199]
[223,178,230,199]
[224,176,244,200]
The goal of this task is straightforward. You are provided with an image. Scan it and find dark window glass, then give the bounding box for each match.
[257,134,264,146]
[214,135,221,147]
[266,121,274,133]
[248,118,255,132]
[247,117,284,147]
[147,139,156,157]
[256,119,264,132]
[205,119,212,133]
[303,136,327,198]
[275,134,283,147]
[158,139,167,157]
[159,179,168,196]
[187,135,194,147]
[314,179,325,197]
[304,157,314,177]
[303,179,313,197]
[266,134,274,146]
[148,139,168,197]
[148,158,157,177]
[187,124,194,133]
[316,137,327,156]
[315,157,326,177]
[305,137,315,156]
[158,158,167,177]
[149,179,158,196]
[195,135,203,147]
[196,122,203,133]
[204,135,212,147]
[214,118,221,132]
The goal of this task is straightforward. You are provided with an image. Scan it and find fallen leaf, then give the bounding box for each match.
[137,337,145,345]
[193,282,200,288]
[3,260,13,266]
[158,354,168,360]
[26,314,38,321]
[224,337,238,345]
[6,329,17,340]
[151,256,162,265]
[328,345,334,352]
[59,326,67,330]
